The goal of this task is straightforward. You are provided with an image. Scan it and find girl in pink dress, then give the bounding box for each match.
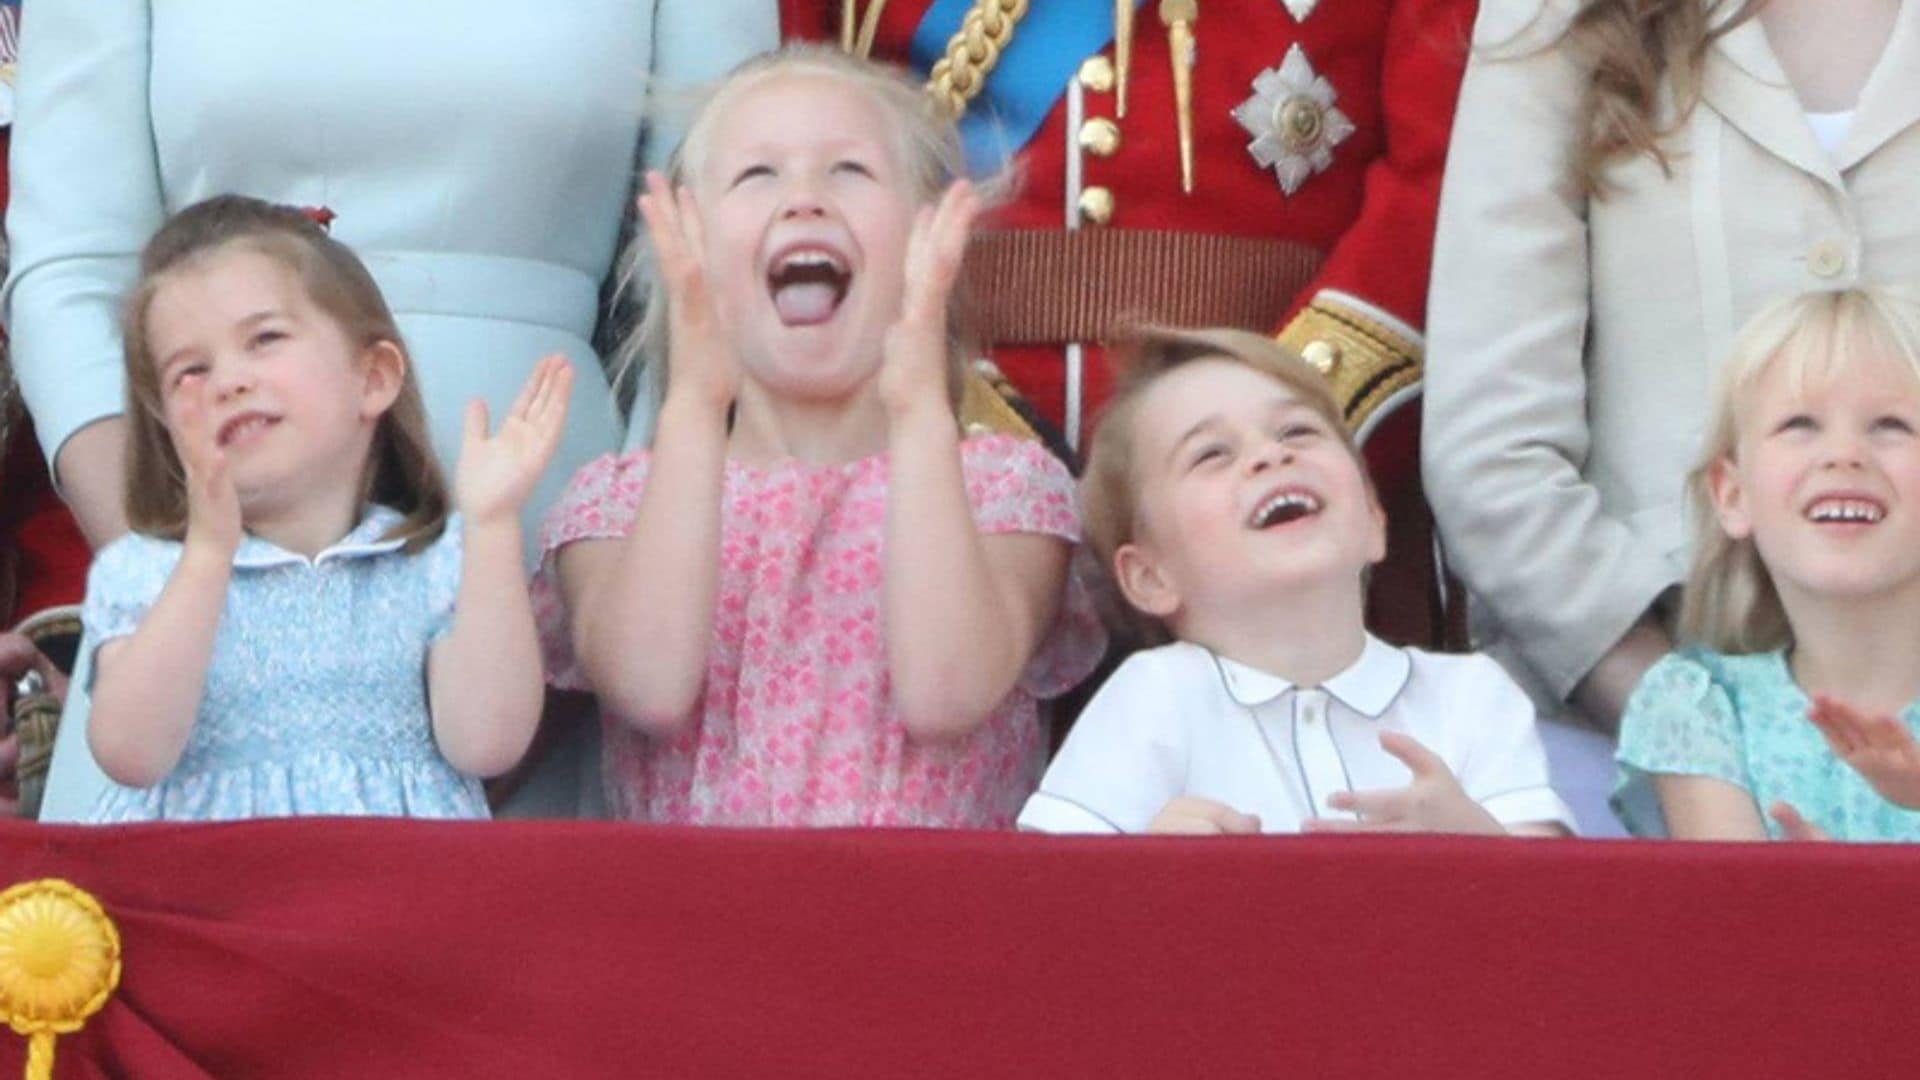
[534,47,1104,827]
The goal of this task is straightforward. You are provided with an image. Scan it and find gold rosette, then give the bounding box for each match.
[0,880,122,1080]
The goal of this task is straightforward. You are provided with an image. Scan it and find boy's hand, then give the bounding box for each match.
[456,355,573,528]
[1307,731,1506,836]
[880,180,978,423]
[1147,796,1261,835]
[638,171,738,416]
[169,378,243,559]
[1808,695,1920,810]
[1769,800,1832,842]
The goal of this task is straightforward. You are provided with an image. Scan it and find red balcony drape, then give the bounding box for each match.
[1,820,1909,1077]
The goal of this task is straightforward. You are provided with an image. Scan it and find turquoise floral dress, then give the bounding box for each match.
[80,507,486,823]
[1614,647,1920,841]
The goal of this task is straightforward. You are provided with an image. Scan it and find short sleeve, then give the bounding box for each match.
[531,451,651,690]
[1613,650,1748,835]
[959,435,1081,541]
[78,534,180,687]
[958,435,1106,698]
[419,516,465,645]
[1449,654,1577,833]
[1017,652,1184,833]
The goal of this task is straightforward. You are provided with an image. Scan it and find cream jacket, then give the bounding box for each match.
[1423,0,1920,701]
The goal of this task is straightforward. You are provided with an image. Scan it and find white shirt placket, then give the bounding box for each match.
[1291,689,1353,822]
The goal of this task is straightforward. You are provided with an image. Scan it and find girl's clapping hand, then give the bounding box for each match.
[1769,801,1832,842]
[1808,695,1920,810]
[456,355,573,527]
[880,179,978,421]
[169,378,243,559]
[1307,731,1506,836]
[639,171,738,415]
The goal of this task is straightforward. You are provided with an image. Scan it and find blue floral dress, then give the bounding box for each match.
[80,506,486,822]
[1614,647,1920,841]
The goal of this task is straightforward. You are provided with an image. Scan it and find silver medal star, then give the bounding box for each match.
[1231,44,1355,196]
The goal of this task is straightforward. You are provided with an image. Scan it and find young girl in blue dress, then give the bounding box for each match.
[81,196,571,822]
[1615,286,1920,841]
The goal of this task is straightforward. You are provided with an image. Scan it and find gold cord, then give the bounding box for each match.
[925,0,1032,119]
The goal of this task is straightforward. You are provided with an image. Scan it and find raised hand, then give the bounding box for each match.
[169,378,243,558]
[1808,695,1920,810]
[1147,795,1262,835]
[880,180,979,422]
[1306,731,1506,835]
[638,171,737,415]
[1769,801,1833,842]
[456,355,573,527]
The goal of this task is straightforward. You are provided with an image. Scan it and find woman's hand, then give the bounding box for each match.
[455,355,573,528]
[880,180,978,424]
[638,171,738,416]
[169,379,243,560]
[1808,695,1920,810]
[1306,731,1506,836]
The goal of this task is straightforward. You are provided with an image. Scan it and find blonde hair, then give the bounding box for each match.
[1559,0,1761,197]
[1681,286,1920,652]
[1080,325,1368,644]
[122,195,450,551]
[610,43,992,418]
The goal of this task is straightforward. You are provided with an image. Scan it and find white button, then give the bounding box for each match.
[1809,239,1847,279]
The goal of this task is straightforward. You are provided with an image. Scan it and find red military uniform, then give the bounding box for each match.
[783,0,1473,644]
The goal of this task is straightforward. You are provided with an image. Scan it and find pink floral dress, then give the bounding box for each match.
[534,434,1105,828]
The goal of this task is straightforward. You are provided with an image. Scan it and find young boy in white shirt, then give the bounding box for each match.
[1020,327,1573,836]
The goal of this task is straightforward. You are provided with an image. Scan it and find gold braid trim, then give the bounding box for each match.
[1276,295,1424,445]
[926,0,1032,120]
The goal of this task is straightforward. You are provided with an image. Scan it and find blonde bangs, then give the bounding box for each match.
[1681,285,1920,653]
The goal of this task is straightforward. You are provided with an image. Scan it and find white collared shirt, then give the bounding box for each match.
[1019,635,1576,834]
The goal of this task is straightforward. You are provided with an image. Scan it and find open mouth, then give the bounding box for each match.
[1247,488,1323,530]
[767,244,852,327]
[1804,494,1886,525]
[217,412,280,449]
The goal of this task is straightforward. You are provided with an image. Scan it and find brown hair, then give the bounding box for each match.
[1559,0,1762,196]
[121,195,449,551]
[611,43,996,421]
[1079,325,1369,644]
[1681,286,1920,653]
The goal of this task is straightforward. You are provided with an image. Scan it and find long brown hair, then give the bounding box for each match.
[121,195,449,550]
[1561,0,1763,195]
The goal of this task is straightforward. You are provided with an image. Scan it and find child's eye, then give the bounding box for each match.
[249,329,286,349]
[730,164,773,187]
[832,160,874,179]
[1188,445,1229,470]
[1773,414,1817,435]
[1871,415,1915,435]
[1280,423,1323,442]
[170,364,209,389]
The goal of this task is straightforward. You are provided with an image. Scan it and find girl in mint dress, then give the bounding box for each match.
[1615,287,1920,841]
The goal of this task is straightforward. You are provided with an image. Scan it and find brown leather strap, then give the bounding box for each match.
[963,229,1324,345]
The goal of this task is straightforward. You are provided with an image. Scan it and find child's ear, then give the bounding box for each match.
[1706,455,1754,540]
[1114,542,1182,621]
[1363,482,1388,566]
[358,340,407,420]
